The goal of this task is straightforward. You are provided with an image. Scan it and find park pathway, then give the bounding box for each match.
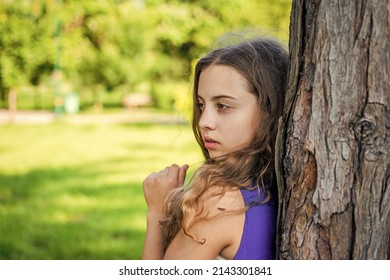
[0,109,187,125]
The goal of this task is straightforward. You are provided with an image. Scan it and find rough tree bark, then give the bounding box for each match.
[276,0,390,259]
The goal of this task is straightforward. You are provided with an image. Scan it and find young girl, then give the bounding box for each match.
[142,37,288,260]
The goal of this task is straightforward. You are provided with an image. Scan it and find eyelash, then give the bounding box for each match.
[217,103,231,110]
[196,102,231,111]
[197,102,205,111]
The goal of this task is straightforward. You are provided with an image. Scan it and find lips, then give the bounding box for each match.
[203,136,219,149]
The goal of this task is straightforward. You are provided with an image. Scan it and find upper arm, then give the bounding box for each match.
[163,222,224,260]
[163,188,245,260]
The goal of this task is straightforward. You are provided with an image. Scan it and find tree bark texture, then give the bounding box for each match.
[277,0,390,259]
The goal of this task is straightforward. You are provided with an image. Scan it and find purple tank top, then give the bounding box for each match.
[233,186,277,260]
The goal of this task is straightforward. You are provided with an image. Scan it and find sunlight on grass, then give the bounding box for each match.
[0,122,202,259]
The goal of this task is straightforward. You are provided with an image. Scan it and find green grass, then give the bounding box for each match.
[0,122,202,259]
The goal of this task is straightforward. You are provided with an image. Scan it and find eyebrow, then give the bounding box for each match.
[197,94,237,101]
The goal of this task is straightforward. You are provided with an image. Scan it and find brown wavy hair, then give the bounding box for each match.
[160,37,288,250]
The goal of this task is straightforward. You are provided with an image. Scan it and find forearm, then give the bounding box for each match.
[141,163,188,259]
[142,213,165,259]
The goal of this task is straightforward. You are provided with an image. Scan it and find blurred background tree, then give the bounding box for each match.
[0,0,291,115]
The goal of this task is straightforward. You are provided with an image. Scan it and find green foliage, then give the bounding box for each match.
[151,81,190,112]
[0,0,292,111]
[0,122,202,259]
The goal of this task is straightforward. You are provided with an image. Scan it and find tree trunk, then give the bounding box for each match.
[276,0,390,259]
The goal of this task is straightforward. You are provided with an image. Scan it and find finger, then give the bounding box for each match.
[167,164,179,174]
[167,163,180,182]
[178,164,189,187]
[142,172,156,186]
[158,166,169,177]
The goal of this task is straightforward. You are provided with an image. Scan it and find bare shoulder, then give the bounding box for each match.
[164,186,245,260]
[201,186,244,215]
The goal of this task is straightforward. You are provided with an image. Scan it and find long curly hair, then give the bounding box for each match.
[160,37,288,250]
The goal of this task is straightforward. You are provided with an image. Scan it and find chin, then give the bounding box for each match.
[209,151,226,160]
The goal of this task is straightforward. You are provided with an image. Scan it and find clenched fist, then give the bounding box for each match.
[142,164,189,216]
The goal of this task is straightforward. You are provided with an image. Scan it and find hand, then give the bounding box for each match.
[142,164,189,216]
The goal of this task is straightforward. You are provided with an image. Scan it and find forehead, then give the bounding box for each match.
[197,64,251,99]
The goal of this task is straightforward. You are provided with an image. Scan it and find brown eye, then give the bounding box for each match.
[197,102,205,111]
[217,103,231,110]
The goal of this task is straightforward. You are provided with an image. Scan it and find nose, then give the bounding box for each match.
[199,106,216,130]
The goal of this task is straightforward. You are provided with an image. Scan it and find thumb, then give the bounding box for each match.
[178,164,189,187]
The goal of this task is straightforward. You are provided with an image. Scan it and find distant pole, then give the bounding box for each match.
[54,0,63,119]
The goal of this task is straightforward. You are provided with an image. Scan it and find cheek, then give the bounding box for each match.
[227,121,257,148]
[223,104,261,149]
[244,122,258,143]
[240,112,260,146]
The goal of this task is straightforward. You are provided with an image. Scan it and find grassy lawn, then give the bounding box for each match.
[0,121,202,259]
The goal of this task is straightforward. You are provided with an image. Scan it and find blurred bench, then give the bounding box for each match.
[123,93,152,109]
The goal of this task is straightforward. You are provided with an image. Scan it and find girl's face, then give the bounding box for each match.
[197,64,260,159]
